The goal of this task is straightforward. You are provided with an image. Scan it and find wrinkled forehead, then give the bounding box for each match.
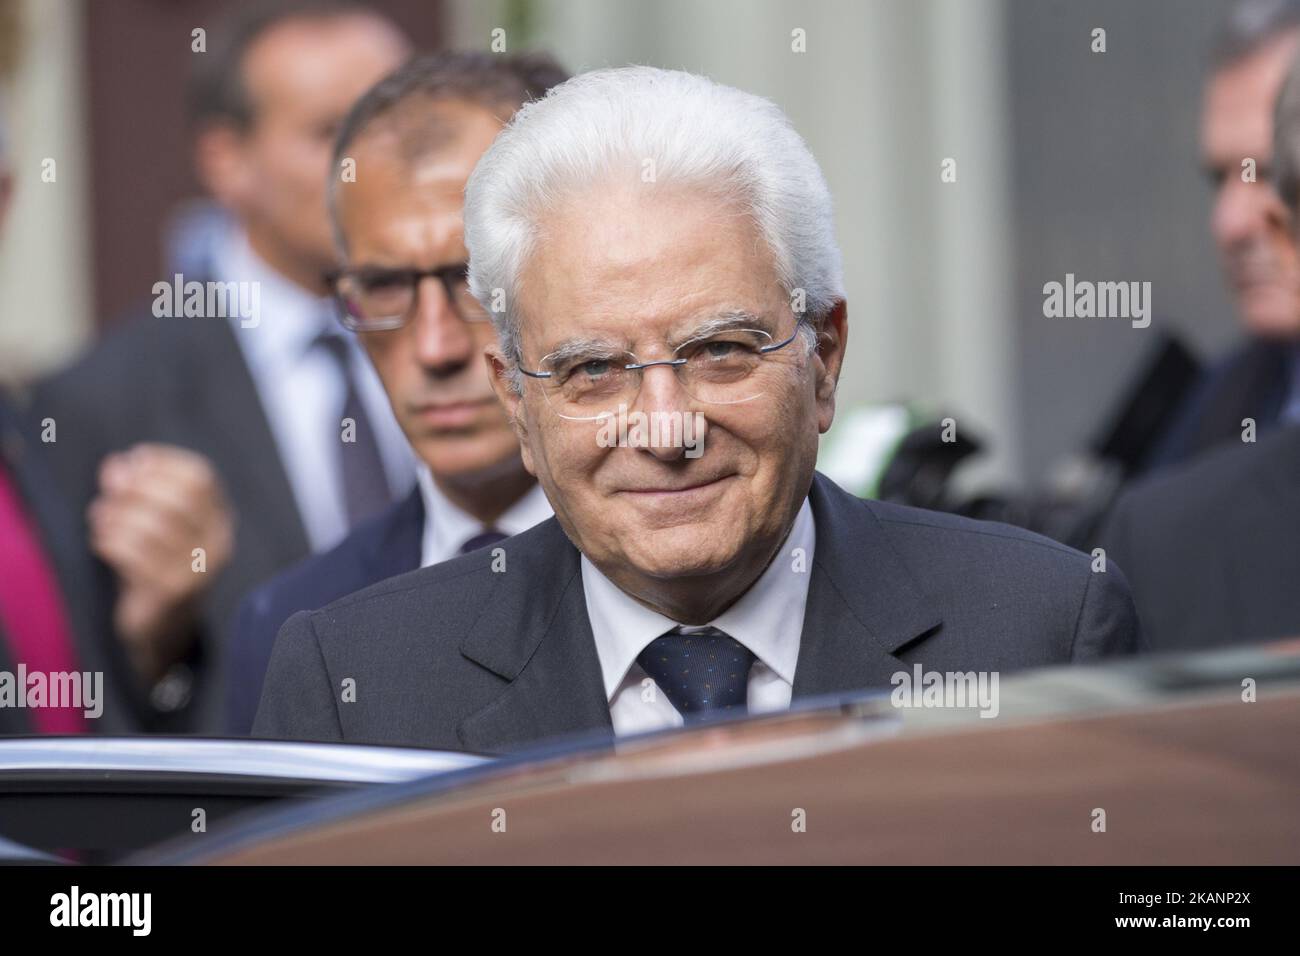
[338,103,505,256]
[515,180,789,357]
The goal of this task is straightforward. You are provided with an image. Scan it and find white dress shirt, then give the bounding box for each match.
[221,231,415,552]
[581,496,816,735]
[416,466,553,567]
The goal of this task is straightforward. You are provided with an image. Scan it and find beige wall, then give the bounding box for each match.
[0,0,92,386]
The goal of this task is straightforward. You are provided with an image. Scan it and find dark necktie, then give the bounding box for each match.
[316,332,392,527]
[460,529,508,554]
[637,626,756,720]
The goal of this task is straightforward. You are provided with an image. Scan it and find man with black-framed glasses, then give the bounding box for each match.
[257,67,1142,752]
[226,52,567,735]
[32,3,413,733]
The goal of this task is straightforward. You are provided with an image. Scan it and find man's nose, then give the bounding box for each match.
[411,276,474,373]
[630,363,709,462]
[1213,179,1267,247]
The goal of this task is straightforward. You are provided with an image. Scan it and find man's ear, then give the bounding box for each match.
[484,343,535,473]
[813,299,848,435]
[193,122,252,210]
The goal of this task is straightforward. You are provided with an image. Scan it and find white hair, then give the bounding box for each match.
[463,65,845,380]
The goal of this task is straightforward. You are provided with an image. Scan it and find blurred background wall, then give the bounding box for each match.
[1007,0,1231,480]
[0,0,1239,486]
[0,0,91,383]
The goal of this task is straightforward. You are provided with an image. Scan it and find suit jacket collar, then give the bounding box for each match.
[456,519,612,753]
[359,485,424,581]
[791,473,943,699]
[454,471,944,752]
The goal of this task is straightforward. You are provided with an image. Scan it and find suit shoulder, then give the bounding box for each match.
[238,495,423,646]
[1115,429,1294,522]
[251,508,395,610]
[309,516,564,620]
[32,306,197,411]
[864,497,1085,564]
[240,538,364,631]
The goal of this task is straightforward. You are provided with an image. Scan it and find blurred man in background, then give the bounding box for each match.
[1146,0,1300,470]
[229,52,567,734]
[29,1,412,730]
[1099,31,1300,652]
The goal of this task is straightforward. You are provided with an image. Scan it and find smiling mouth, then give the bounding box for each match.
[618,474,734,496]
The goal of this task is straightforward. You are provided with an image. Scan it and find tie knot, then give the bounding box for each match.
[637,626,755,720]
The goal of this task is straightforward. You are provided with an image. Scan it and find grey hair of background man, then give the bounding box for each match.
[1213,0,1300,66]
[1273,21,1300,211]
[462,66,846,390]
[326,50,569,255]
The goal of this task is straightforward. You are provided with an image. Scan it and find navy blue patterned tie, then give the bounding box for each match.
[637,626,756,720]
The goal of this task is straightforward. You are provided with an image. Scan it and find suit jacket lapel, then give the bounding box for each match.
[171,318,309,568]
[455,473,944,749]
[456,521,612,753]
[792,473,943,699]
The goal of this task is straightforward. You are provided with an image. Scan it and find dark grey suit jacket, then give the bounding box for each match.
[1099,425,1300,651]
[254,472,1142,753]
[29,311,313,731]
[226,487,424,735]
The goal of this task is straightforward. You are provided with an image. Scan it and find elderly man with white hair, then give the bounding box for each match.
[255,67,1141,752]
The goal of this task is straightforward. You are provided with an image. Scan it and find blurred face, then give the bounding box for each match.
[337,104,522,483]
[488,183,847,616]
[1202,31,1300,338]
[204,14,408,291]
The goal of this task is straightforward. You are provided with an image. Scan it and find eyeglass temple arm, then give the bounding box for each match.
[760,317,809,354]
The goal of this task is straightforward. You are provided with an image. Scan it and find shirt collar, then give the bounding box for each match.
[417,466,553,567]
[219,229,338,367]
[582,495,815,701]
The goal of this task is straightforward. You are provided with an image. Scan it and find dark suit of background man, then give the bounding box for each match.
[1145,0,1300,474]
[256,66,1142,753]
[228,52,570,735]
[29,2,414,731]
[1099,425,1300,652]
[1099,40,1300,652]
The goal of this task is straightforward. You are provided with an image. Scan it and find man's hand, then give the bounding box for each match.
[88,444,235,685]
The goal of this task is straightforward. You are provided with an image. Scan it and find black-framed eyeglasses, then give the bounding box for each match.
[517,316,810,421]
[324,263,491,332]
